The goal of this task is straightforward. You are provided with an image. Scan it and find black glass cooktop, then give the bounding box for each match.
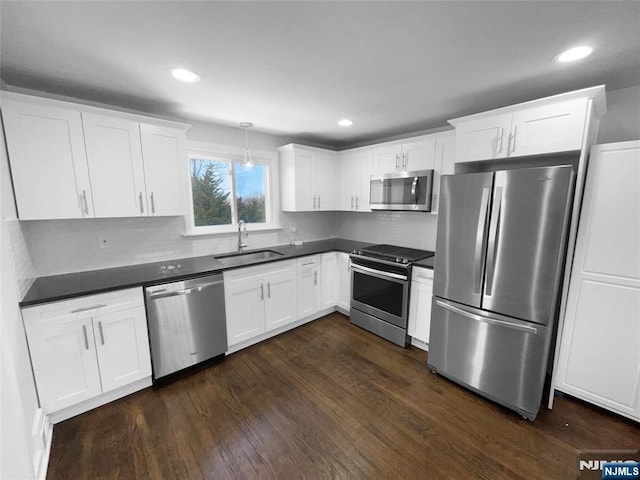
[356,244,434,263]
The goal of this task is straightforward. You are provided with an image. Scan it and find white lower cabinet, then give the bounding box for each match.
[224,260,297,347]
[297,256,321,318]
[407,267,434,349]
[21,288,151,418]
[320,252,339,309]
[337,252,351,312]
[553,141,640,421]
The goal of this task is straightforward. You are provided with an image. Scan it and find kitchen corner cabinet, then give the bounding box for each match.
[449,86,606,163]
[337,252,351,312]
[21,288,151,415]
[279,144,337,211]
[372,137,437,174]
[1,92,189,220]
[224,260,298,347]
[407,266,434,349]
[338,148,373,211]
[297,255,321,318]
[1,97,95,220]
[553,141,640,422]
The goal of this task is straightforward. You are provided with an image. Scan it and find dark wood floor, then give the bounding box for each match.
[47,313,638,479]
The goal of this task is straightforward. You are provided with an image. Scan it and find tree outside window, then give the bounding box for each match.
[190,157,267,228]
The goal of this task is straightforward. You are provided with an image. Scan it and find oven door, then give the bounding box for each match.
[350,261,409,328]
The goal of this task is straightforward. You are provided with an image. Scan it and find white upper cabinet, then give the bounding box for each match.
[372,137,436,174]
[2,97,94,220]
[1,92,189,220]
[450,86,606,163]
[140,123,187,216]
[430,131,456,215]
[279,144,338,211]
[338,148,373,211]
[82,113,147,217]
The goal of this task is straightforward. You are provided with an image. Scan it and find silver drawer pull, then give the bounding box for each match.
[82,325,89,350]
[71,304,107,314]
[98,321,105,345]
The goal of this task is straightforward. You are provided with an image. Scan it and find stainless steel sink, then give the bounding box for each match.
[214,249,284,265]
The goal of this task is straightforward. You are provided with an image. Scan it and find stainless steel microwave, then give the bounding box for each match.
[369,169,434,212]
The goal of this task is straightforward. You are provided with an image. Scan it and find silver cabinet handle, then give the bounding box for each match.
[138,192,144,214]
[395,154,400,171]
[260,284,264,300]
[485,187,503,296]
[496,128,504,155]
[473,187,491,294]
[314,271,317,285]
[317,195,321,209]
[402,152,407,170]
[355,196,359,209]
[510,126,517,154]
[150,192,155,214]
[313,195,317,209]
[81,190,89,214]
[82,325,89,350]
[71,304,107,314]
[98,321,105,345]
[351,196,354,209]
[267,282,271,298]
[435,300,538,334]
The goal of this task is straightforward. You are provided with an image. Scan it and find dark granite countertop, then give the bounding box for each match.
[20,238,373,307]
[413,256,435,269]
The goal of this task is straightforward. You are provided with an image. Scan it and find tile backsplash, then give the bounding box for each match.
[5,219,36,298]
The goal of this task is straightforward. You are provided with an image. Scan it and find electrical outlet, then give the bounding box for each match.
[98,234,109,249]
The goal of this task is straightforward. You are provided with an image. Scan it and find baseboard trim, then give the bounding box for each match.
[410,337,429,352]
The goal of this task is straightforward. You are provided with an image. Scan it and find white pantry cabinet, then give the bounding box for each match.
[337,252,351,312]
[372,136,437,174]
[224,260,298,347]
[407,266,434,349]
[297,255,321,318]
[553,141,640,422]
[279,144,338,211]
[1,91,190,220]
[449,86,606,163]
[338,148,373,211]
[22,288,151,417]
[1,97,95,220]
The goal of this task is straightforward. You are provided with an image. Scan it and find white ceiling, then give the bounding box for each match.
[1,1,639,149]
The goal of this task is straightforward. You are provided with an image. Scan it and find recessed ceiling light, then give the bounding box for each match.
[170,68,201,82]
[338,119,353,127]
[557,46,593,63]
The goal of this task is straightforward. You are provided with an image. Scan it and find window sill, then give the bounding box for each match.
[182,224,283,237]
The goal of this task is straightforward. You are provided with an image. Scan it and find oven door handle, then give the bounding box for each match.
[351,264,408,282]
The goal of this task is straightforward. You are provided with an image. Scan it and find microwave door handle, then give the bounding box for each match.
[411,177,418,202]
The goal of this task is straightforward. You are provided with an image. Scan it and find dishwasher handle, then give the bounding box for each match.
[147,280,224,299]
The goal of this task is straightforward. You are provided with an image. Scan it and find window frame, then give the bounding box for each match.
[184,141,280,236]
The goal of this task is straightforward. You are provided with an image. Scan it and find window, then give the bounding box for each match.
[186,147,273,234]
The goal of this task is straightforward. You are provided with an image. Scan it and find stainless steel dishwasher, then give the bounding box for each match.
[145,273,227,381]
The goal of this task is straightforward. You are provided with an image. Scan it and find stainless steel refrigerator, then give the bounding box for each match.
[428,165,575,420]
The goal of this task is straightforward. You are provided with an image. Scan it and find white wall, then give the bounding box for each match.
[598,85,640,144]
[0,116,40,479]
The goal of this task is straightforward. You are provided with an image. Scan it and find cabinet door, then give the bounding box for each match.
[82,113,147,217]
[315,153,337,210]
[140,124,186,216]
[224,275,266,346]
[402,138,436,171]
[407,270,434,345]
[339,152,360,210]
[555,141,640,420]
[2,99,94,220]
[320,252,339,309]
[356,149,373,211]
[338,253,351,311]
[373,143,402,174]
[93,306,152,393]
[293,148,315,211]
[296,257,319,319]
[23,314,102,412]
[431,132,456,215]
[454,114,512,163]
[265,265,298,330]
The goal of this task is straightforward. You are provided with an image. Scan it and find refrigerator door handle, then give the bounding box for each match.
[485,187,503,296]
[473,187,491,294]
[435,300,538,334]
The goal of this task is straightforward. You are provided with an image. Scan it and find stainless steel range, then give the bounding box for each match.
[350,244,434,346]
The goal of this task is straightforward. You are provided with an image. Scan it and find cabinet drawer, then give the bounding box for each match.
[412,267,434,283]
[22,287,144,325]
[223,259,296,282]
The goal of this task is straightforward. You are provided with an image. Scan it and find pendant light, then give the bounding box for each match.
[240,122,254,166]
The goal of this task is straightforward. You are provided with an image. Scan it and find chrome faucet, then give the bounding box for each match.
[238,220,248,252]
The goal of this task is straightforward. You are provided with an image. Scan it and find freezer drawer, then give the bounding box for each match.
[428,298,549,419]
